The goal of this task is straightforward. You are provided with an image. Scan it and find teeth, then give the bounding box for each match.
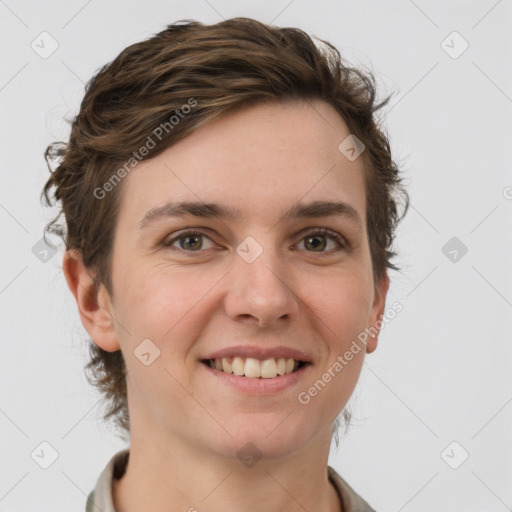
[244,358,261,378]
[208,356,303,378]
[232,357,245,376]
[222,358,232,374]
[276,357,286,375]
[260,358,277,378]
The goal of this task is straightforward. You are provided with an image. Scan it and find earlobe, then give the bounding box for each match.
[62,249,121,352]
[365,273,390,354]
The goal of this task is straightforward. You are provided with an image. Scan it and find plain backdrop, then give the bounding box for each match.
[1,1,511,511]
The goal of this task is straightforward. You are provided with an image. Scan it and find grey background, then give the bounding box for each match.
[1,0,511,510]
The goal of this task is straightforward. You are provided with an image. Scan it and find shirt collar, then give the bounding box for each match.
[85,449,129,512]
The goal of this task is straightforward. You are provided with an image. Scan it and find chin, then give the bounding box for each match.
[206,415,316,461]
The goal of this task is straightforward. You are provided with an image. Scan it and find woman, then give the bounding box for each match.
[42,17,409,512]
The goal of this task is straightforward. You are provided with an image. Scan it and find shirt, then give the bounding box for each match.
[85,449,376,512]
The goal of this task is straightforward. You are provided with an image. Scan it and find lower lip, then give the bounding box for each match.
[200,361,312,394]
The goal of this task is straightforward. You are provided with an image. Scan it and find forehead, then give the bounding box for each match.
[117,99,367,228]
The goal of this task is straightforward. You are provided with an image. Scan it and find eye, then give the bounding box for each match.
[295,228,346,253]
[163,230,215,252]
[162,228,347,254]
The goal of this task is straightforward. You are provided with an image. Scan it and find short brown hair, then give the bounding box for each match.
[41,17,409,441]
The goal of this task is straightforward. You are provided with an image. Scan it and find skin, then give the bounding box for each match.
[63,98,389,512]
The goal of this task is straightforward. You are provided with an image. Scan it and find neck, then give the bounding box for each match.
[113,424,341,512]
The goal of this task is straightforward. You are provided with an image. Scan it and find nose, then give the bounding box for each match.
[223,242,299,328]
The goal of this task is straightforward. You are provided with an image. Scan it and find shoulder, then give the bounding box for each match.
[328,465,377,512]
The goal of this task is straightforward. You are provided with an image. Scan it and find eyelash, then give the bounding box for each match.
[162,228,347,254]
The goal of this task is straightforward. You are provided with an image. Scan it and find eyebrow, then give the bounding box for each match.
[138,200,363,232]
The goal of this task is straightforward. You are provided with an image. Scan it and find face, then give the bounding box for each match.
[87,98,388,459]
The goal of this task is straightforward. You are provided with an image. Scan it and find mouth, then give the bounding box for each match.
[200,357,311,379]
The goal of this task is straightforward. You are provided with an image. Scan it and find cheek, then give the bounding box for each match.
[303,269,373,344]
[319,275,371,403]
[116,265,220,349]
[297,347,364,426]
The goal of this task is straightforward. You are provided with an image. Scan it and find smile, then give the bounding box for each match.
[201,356,310,379]
[200,356,312,395]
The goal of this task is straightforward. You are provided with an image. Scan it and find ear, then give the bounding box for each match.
[62,249,120,352]
[365,272,390,354]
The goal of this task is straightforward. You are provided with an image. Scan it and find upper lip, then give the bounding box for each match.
[202,345,312,362]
